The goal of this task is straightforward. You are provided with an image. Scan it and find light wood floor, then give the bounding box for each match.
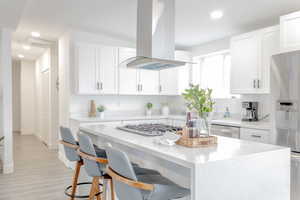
[0,133,89,200]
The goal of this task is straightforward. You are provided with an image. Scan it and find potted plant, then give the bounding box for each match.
[97,105,105,119]
[146,102,153,116]
[182,84,214,137]
[161,102,170,116]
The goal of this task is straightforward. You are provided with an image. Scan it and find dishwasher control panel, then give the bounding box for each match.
[210,124,240,138]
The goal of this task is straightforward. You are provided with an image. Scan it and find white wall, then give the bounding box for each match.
[188,38,230,56]
[20,60,36,135]
[0,28,13,173]
[12,60,21,132]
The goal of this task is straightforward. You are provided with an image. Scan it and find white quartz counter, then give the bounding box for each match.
[71,114,271,130]
[80,124,282,166]
[80,124,290,200]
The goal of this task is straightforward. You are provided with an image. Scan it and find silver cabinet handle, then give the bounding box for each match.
[137,84,140,92]
[140,84,142,91]
[159,85,162,92]
[97,82,100,90]
[251,134,261,138]
[257,79,260,88]
[253,79,256,88]
[100,82,103,90]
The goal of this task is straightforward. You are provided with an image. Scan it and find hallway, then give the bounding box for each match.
[0,133,78,200]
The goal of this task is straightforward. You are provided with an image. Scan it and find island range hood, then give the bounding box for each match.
[122,0,188,70]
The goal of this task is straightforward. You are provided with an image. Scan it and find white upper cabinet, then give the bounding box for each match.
[280,11,300,52]
[98,46,118,94]
[118,48,138,95]
[138,70,159,95]
[260,27,280,93]
[75,43,98,94]
[159,68,178,95]
[230,26,279,94]
[74,43,118,95]
[231,32,260,94]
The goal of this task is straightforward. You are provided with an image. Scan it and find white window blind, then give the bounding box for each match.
[192,51,233,98]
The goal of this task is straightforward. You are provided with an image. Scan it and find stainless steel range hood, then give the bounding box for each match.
[122,0,188,70]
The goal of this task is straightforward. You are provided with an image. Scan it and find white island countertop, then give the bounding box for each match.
[80,124,290,200]
[80,124,283,166]
[72,114,271,130]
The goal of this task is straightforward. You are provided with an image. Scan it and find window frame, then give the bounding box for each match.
[192,50,239,99]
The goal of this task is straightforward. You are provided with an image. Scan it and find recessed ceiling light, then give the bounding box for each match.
[23,45,31,50]
[210,10,223,20]
[31,31,40,37]
[18,54,25,58]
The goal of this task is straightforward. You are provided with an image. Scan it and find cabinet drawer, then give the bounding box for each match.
[240,128,270,143]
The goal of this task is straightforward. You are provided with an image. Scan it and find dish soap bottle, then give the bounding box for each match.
[224,107,231,118]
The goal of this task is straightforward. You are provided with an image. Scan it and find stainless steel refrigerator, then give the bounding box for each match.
[271,50,300,200]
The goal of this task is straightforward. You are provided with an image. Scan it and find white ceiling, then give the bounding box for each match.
[7,0,300,59]
[0,0,27,29]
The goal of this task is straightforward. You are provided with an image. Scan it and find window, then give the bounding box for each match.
[192,51,234,99]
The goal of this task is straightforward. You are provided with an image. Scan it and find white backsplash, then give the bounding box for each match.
[70,94,271,120]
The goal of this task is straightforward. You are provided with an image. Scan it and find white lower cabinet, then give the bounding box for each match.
[240,128,270,144]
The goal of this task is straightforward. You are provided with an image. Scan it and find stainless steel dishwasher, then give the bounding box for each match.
[210,124,240,138]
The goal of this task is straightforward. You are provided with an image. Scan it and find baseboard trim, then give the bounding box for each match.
[3,162,14,174]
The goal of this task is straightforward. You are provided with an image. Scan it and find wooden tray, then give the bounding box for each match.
[176,130,217,148]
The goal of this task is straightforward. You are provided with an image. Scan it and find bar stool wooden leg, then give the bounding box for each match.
[89,177,97,200]
[95,177,101,200]
[110,179,115,200]
[70,160,83,200]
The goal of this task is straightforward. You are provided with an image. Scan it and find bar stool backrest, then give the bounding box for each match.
[105,146,143,200]
[77,133,104,177]
[60,126,80,162]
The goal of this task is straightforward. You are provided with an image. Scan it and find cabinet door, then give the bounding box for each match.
[230,33,260,94]
[98,46,117,94]
[175,51,191,95]
[138,70,159,95]
[159,68,178,95]
[240,128,270,144]
[280,11,300,52]
[118,48,138,95]
[259,27,280,93]
[75,44,98,94]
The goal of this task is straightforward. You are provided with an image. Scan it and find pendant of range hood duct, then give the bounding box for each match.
[121,0,193,71]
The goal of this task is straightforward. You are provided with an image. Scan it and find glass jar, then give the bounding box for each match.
[186,114,210,138]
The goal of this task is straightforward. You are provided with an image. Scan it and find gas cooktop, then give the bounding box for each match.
[116,123,182,136]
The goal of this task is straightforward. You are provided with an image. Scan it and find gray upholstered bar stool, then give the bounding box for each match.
[105,146,190,200]
[77,133,113,200]
[60,126,101,199]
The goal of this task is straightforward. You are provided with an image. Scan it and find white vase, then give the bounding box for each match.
[161,106,169,116]
[146,109,152,116]
[99,112,105,119]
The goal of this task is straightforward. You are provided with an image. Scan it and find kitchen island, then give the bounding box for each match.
[80,124,290,200]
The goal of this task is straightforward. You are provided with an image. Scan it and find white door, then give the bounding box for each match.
[230,32,260,94]
[75,44,98,94]
[159,68,178,95]
[280,11,300,52]
[98,46,117,94]
[118,48,138,95]
[138,70,159,95]
[259,27,280,93]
